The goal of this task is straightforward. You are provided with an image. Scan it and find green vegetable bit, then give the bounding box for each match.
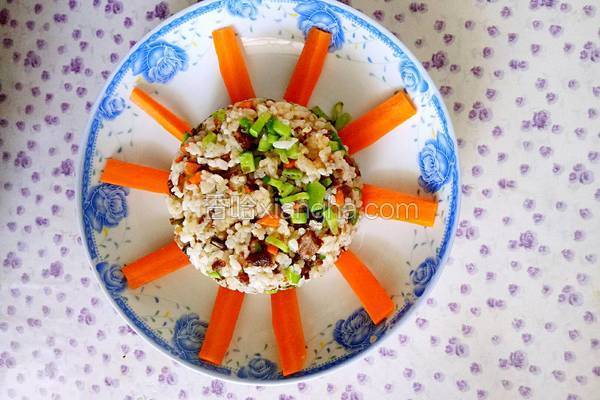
[323,207,338,234]
[291,212,308,224]
[267,133,279,144]
[286,143,301,159]
[265,289,279,294]
[181,132,190,143]
[249,112,272,137]
[328,140,340,152]
[265,234,289,253]
[239,117,252,131]
[272,118,292,137]
[321,177,333,187]
[257,135,272,152]
[284,268,301,284]
[265,177,295,197]
[329,130,346,153]
[201,131,217,146]
[307,181,326,211]
[331,102,344,122]
[335,112,352,130]
[282,168,303,180]
[348,210,359,225]
[280,192,309,204]
[207,271,222,279]
[274,148,289,163]
[318,254,327,260]
[239,151,256,173]
[212,109,227,123]
[311,106,330,120]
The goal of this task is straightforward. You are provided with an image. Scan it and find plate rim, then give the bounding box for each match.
[76,0,461,385]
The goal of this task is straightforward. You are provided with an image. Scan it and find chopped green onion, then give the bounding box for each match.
[249,112,272,137]
[348,210,359,225]
[335,112,352,130]
[207,271,222,279]
[239,117,252,131]
[280,182,295,197]
[291,212,308,224]
[323,207,338,234]
[212,109,227,123]
[265,234,289,253]
[282,168,303,180]
[274,148,289,163]
[265,289,279,294]
[321,177,333,187]
[286,143,301,159]
[311,106,330,120]
[181,132,190,143]
[240,151,256,174]
[318,254,326,260]
[307,181,326,211]
[331,102,344,122]
[267,133,279,144]
[328,140,340,152]
[280,192,309,204]
[257,135,272,152]
[265,177,295,197]
[272,119,292,137]
[329,130,345,153]
[202,131,217,146]
[284,268,301,284]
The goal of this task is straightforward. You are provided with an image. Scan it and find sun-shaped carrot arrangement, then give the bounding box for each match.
[99,26,438,377]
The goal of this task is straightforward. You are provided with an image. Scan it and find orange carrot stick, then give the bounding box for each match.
[271,289,307,376]
[199,286,245,365]
[257,214,280,228]
[284,28,332,106]
[212,26,256,103]
[123,242,189,289]
[100,158,170,195]
[335,250,395,324]
[130,87,192,141]
[266,244,279,256]
[361,184,438,227]
[338,91,416,154]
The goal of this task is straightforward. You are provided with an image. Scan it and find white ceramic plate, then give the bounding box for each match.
[78,0,459,384]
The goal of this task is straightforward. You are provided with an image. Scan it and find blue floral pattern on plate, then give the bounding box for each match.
[131,40,188,84]
[95,261,126,294]
[225,0,262,20]
[399,60,429,93]
[98,95,126,120]
[237,356,279,379]
[418,130,456,193]
[295,1,344,51]
[83,183,129,233]
[333,308,387,351]
[172,313,208,361]
[411,257,438,297]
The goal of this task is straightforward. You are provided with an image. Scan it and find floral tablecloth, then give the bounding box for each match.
[1,1,598,399]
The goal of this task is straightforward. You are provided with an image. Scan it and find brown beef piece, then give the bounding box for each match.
[237,270,250,284]
[246,249,273,268]
[233,130,255,150]
[298,230,323,260]
[211,259,226,271]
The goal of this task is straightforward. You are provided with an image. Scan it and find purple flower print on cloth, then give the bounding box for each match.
[83,184,128,232]
[131,40,187,84]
